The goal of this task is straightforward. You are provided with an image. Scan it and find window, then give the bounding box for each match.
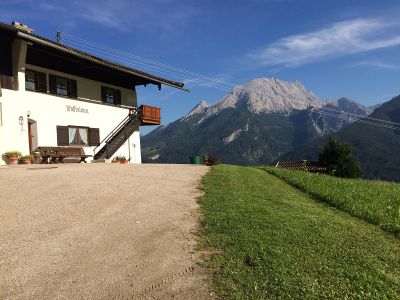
[68,127,88,146]
[49,74,77,98]
[25,69,47,92]
[57,126,100,146]
[101,86,121,105]
[56,77,69,96]
[25,70,36,91]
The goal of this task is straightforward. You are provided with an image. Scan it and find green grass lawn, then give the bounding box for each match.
[199,165,400,299]
[264,167,400,237]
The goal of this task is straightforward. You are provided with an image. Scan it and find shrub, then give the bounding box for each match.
[4,151,22,158]
[318,137,362,178]
[114,155,127,161]
[202,154,218,166]
[18,155,33,163]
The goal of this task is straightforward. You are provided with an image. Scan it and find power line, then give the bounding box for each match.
[311,110,400,130]
[63,37,247,95]
[61,33,400,132]
[316,106,400,127]
[63,34,236,90]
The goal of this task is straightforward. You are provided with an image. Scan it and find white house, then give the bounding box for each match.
[0,21,185,165]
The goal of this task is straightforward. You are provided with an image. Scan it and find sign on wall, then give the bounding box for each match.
[66,105,89,114]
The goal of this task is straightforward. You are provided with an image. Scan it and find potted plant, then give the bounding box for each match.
[4,151,22,165]
[19,155,33,165]
[113,155,128,164]
[202,154,218,166]
[30,150,42,164]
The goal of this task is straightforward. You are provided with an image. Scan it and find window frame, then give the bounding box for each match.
[101,86,121,105]
[56,76,69,97]
[49,74,77,98]
[25,68,47,93]
[68,126,89,146]
[57,125,100,147]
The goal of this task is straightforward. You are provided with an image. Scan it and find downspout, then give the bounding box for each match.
[128,136,131,163]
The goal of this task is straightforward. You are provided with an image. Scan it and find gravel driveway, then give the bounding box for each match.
[0,164,212,299]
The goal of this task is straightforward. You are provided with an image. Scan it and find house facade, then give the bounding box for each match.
[0,22,184,164]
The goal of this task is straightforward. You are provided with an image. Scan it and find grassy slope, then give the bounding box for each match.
[199,165,400,299]
[264,167,400,237]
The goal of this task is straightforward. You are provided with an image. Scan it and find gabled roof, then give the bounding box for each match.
[0,22,186,91]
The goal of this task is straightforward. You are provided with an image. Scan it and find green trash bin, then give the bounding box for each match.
[189,155,201,165]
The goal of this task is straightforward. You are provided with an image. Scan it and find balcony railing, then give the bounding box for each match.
[140,105,161,125]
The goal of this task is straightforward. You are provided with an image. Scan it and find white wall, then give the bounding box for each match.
[0,89,142,164]
[0,41,142,165]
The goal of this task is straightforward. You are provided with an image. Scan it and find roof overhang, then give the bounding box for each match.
[0,22,188,91]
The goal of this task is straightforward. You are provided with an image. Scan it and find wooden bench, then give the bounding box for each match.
[35,146,92,164]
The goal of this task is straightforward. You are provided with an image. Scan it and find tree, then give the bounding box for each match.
[318,137,362,178]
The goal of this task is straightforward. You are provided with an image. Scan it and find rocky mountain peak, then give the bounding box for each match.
[186,100,210,118]
[323,97,373,115]
[184,77,324,123]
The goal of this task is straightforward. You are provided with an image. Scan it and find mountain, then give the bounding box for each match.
[280,95,400,181]
[141,78,372,165]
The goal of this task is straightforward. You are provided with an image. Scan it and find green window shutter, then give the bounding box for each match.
[88,128,100,146]
[69,79,77,98]
[115,89,121,105]
[49,74,57,94]
[56,126,69,146]
[37,72,47,93]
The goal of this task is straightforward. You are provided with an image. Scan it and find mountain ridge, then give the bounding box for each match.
[142,77,372,166]
[279,95,400,181]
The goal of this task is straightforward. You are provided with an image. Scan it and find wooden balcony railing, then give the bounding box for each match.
[140,105,161,126]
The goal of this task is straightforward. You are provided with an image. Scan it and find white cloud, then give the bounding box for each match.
[0,0,199,33]
[249,18,400,66]
[353,61,399,70]
[70,0,198,32]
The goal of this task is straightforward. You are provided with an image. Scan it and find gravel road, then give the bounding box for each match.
[0,164,213,299]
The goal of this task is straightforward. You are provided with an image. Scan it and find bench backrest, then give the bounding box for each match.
[36,146,85,156]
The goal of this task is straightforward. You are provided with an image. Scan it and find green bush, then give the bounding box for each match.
[18,155,33,163]
[113,155,127,161]
[4,151,22,158]
[318,137,362,178]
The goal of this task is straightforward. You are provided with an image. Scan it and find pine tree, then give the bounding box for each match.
[318,137,362,178]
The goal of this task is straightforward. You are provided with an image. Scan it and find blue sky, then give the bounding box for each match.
[2,0,400,134]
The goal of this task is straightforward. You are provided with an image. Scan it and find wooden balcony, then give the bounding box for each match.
[140,105,161,126]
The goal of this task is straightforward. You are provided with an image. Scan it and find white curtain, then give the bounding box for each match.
[69,128,77,144]
[79,128,88,145]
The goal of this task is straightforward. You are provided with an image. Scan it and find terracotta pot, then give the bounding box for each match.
[120,160,128,164]
[23,159,31,165]
[9,156,18,165]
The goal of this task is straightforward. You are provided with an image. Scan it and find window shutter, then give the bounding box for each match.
[69,79,77,98]
[88,128,100,146]
[37,72,47,93]
[56,126,69,146]
[101,86,107,103]
[115,89,121,105]
[49,74,57,94]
